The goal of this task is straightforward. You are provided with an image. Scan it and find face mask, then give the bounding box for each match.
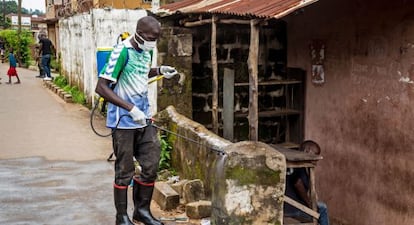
[134,32,156,51]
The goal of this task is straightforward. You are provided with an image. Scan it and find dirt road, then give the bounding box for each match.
[0,63,117,224]
[0,64,199,225]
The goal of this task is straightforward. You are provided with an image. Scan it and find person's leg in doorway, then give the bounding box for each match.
[317,201,330,225]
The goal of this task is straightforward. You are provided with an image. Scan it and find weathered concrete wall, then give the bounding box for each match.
[156,106,286,225]
[285,0,414,224]
[58,9,148,106]
[156,105,232,197]
[157,26,193,118]
[212,142,286,225]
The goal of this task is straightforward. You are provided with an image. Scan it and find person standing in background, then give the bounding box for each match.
[38,34,54,81]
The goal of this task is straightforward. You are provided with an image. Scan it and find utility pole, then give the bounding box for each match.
[17,0,22,66]
[2,0,5,27]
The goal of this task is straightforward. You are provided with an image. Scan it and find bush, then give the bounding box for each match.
[0,29,34,67]
[159,134,172,171]
[54,75,68,87]
[53,75,86,105]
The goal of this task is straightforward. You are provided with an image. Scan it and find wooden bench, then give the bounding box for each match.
[271,144,323,225]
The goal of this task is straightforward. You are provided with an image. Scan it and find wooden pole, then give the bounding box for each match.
[211,15,219,134]
[183,18,252,27]
[17,0,22,66]
[247,19,260,141]
[223,68,234,140]
[3,0,5,26]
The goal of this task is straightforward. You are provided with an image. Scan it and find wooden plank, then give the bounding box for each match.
[285,162,317,168]
[223,68,234,140]
[234,80,302,86]
[211,15,218,134]
[271,145,323,162]
[284,223,314,225]
[234,109,301,118]
[278,142,300,149]
[284,195,320,219]
[247,19,260,141]
[309,168,318,225]
[183,18,251,27]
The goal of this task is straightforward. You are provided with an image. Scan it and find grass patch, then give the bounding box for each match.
[53,75,86,105]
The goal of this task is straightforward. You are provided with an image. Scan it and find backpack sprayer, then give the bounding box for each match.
[90,71,226,160]
[90,74,165,138]
[90,32,225,159]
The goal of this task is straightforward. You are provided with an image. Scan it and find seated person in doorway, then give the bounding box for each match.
[284,140,330,225]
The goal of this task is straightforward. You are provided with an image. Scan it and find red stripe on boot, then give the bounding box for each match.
[133,178,154,186]
[113,183,128,189]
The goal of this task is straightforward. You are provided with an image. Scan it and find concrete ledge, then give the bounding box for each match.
[42,80,73,103]
[63,94,73,103]
[185,200,212,219]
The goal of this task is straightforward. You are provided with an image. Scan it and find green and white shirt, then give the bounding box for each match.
[99,38,152,129]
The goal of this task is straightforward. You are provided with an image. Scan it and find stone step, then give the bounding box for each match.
[153,181,180,211]
[185,200,211,219]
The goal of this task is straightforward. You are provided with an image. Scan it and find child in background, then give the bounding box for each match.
[6,48,20,84]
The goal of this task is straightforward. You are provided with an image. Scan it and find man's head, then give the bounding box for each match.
[38,33,47,40]
[132,16,161,51]
[299,140,321,155]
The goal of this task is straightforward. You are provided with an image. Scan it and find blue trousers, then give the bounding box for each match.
[41,54,51,78]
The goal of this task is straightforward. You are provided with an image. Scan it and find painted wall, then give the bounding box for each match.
[157,26,193,118]
[58,9,149,106]
[285,0,414,224]
[156,106,286,225]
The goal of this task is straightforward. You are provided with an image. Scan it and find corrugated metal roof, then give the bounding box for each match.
[159,0,318,19]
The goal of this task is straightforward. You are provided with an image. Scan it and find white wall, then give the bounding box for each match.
[58,9,157,110]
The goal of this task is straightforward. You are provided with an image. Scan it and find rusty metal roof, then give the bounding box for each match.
[159,0,318,19]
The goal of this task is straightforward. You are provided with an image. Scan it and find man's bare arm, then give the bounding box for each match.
[95,78,134,111]
[294,179,312,207]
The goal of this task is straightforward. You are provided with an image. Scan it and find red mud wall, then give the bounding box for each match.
[285,0,414,224]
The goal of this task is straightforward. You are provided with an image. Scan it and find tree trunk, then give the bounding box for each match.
[17,0,22,66]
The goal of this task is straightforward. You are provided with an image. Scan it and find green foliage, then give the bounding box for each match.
[53,75,86,105]
[0,1,44,18]
[0,1,37,28]
[159,134,173,171]
[0,29,34,67]
[50,56,60,72]
[0,17,11,29]
[0,1,18,14]
[54,75,68,87]
[70,86,86,104]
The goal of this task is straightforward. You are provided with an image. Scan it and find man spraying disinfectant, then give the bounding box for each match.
[95,16,178,225]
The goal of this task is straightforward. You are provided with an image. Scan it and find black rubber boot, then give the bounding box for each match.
[132,179,164,225]
[114,185,134,225]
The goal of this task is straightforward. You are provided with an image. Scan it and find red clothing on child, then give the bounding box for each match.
[7,67,17,77]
